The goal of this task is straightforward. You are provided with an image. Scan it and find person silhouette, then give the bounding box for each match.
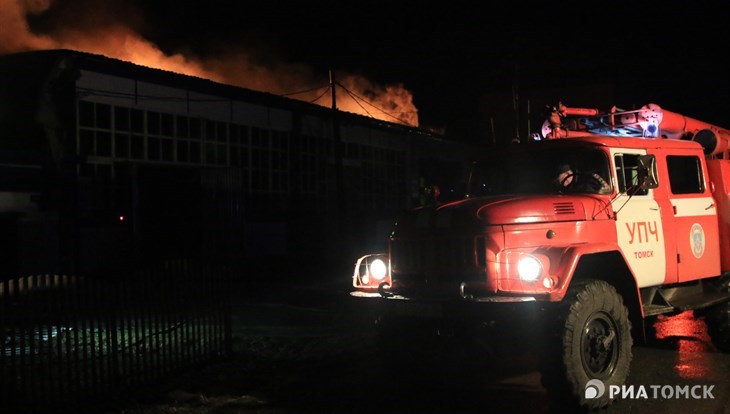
[554,164,610,194]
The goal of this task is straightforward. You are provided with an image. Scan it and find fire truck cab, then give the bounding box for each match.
[350,103,730,410]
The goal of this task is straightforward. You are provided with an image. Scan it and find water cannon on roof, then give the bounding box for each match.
[540,102,730,156]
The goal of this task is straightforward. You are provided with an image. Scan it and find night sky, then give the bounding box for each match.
[22,0,730,142]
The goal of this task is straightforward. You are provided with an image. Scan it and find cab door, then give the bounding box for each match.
[611,149,666,287]
[665,153,720,282]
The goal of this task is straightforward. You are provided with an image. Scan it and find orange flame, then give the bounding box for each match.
[0,0,419,127]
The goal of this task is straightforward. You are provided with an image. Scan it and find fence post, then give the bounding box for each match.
[0,278,14,411]
[107,277,121,394]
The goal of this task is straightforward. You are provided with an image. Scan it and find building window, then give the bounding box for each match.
[217,122,228,143]
[131,135,144,159]
[161,113,174,137]
[176,115,189,138]
[77,103,291,196]
[79,101,95,127]
[298,134,330,202]
[190,141,201,163]
[79,129,94,156]
[115,133,129,158]
[251,127,273,193]
[177,140,189,162]
[148,137,160,160]
[161,139,174,161]
[147,111,160,135]
[270,130,289,193]
[357,144,405,211]
[205,120,216,142]
[114,107,129,131]
[96,132,111,157]
[95,104,111,129]
[190,118,201,139]
[131,109,144,133]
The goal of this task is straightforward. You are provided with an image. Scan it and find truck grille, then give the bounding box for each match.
[391,237,480,278]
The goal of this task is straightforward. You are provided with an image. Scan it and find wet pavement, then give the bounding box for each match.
[123,280,730,414]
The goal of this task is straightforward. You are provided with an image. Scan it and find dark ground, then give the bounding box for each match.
[111,277,545,414]
[111,276,730,414]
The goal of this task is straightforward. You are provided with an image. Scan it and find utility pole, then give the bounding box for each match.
[329,69,337,112]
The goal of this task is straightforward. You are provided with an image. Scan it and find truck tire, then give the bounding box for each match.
[539,279,633,410]
[704,301,730,352]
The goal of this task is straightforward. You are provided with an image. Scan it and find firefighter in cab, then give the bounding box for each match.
[553,163,610,194]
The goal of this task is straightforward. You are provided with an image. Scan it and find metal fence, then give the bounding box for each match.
[0,259,233,413]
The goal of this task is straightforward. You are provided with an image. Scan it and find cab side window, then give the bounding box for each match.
[614,154,649,196]
[666,155,704,194]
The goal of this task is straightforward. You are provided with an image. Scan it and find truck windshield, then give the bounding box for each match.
[467,146,611,196]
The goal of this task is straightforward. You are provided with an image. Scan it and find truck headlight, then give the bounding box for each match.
[353,254,389,289]
[369,258,387,280]
[517,255,542,281]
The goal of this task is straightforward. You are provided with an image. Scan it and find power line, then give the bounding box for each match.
[310,86,331,103]
[281,84,329,97]
[340,87,375,119]
[335,81,415,126]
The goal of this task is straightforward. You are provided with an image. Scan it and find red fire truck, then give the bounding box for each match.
[350,102,730,409]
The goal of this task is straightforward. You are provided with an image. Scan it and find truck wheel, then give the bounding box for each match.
[704,301,730,352]
[539,279,633,410]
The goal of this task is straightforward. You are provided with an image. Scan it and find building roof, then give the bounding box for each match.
[0,49,457,144]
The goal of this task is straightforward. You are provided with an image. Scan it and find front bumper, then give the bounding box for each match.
[349,286,544,325]
[350,290,536,302]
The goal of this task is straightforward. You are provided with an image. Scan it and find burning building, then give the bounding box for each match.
[0,49,475,277]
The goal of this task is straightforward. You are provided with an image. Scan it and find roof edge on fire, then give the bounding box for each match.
[0,49,461,145]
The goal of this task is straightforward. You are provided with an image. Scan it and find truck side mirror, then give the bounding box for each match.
[638,155,659,189]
